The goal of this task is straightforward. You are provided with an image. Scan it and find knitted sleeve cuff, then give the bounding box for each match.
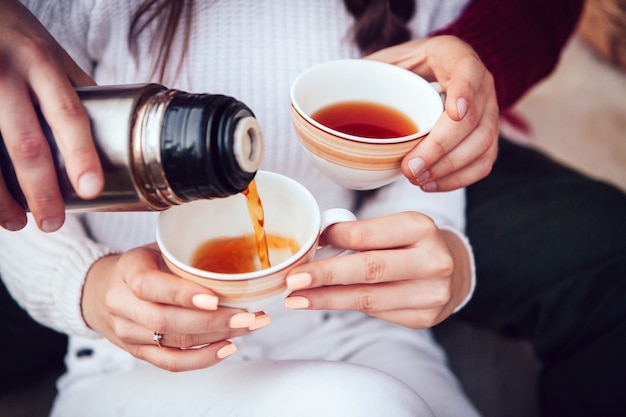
[0,216,113,340]
[52,239,115,339]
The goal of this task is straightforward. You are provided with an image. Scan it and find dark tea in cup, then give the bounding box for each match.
[190,177,300,274]
[156,170,356,310]
[290,59,444,190]
[311,101,418,139]
[191,234,299,274]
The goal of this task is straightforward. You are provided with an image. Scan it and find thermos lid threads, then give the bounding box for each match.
[161,93,264,200]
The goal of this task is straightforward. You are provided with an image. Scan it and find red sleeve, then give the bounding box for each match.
[432,0,585,110]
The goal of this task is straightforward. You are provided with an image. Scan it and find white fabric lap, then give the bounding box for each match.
[55,310,478,416]
[52,359,435,417]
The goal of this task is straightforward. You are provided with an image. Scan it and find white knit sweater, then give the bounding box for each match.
[1,0,471,339]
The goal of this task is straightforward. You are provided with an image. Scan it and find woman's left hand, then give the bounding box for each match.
[284,212,473,329]
[365,35,499,192]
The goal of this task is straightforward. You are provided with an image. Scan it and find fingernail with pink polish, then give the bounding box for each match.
[217,343,237,359]
[192,294,218,310]
[286,272,312,290]
[249,313,272,330]
[229,312,256,328]
[285,296,310,309]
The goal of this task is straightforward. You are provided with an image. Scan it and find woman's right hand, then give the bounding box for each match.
[0,0,102,232]
[81,245,270,372]
[365,35,499,192]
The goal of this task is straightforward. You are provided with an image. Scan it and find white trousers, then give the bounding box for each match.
[51,309,480,417]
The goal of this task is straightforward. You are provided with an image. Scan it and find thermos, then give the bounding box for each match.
[0,83,264,211]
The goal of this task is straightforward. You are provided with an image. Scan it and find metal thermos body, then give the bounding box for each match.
[0,83,264,211]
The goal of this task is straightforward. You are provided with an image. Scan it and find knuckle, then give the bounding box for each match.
[476,127,496,153]
[357,291,379,312]
[9,132,48,161]
[20,36,54,65]
[29,192,54,205]
[110,320,132,341]
[483,69,495,88]
[66,143,96,166]
[25,189,61,214]
[430,137,448,159]
[430,284,452,307]
[175,334,198,349]
[421,311,442,328]
[362,254,385,283]
[55,95,86,119]
[43,101,90,150]
[476,158,493,180]
[460,53,483,71]
[405,211,434,227]
[400,211,436,236]
[126,344,144,360]
[344,222,369,248]
[125,270,146,296]
[436,252,455,278]
[317,264,337,287]
[443,152,459,173]
[463,106,479,127]
[103,292,118,317]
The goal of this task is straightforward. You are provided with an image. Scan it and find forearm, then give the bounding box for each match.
[434,0,585,109]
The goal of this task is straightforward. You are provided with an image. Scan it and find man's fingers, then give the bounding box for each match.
[0,75,66,231]
[29,56,103,200]
[0,169,27,230]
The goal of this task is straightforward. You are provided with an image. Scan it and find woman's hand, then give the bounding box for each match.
[81,245,271,372]
[365,35,499,192]
[284,212,473,329]
[0,0,102,232]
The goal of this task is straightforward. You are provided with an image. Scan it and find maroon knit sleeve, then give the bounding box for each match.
[432,0,585,110]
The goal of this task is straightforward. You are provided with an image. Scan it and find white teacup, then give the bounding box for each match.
[290,59,444,190]
[156,170,356,311]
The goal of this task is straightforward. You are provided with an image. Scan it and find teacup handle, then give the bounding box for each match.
[314,208,357,260]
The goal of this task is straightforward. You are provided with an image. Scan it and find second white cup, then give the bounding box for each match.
[291,59,444,190]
